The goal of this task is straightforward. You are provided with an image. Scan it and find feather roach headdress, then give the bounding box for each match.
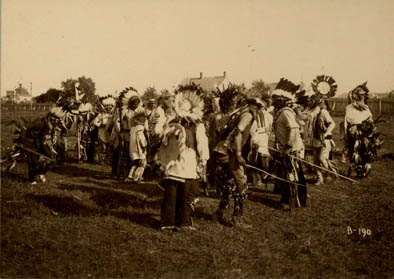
[349,81,369,100]
[173,83,204,123]
[348,81,369,109]
[216,84,242,114]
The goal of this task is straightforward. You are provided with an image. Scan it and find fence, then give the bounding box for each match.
[2,99,394,116]
[328,98,394,116]
[1,103,54,111]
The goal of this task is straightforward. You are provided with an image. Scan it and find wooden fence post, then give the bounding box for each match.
[379,98,382,115]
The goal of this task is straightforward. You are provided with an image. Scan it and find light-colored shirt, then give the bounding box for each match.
[129,124,147,161]
[158,123,209,181]
[344,104,372,126]
[312,108,335,147]
[250,109,273,155]
[274,107,304,152]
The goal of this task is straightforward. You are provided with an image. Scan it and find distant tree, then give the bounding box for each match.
[60,78,76,93]
[247,79,270,99]
[142,86,158,103]
[60,76,96,103]
[34,88,63,103]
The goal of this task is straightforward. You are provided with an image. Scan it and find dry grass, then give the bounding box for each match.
[1,111,394,278]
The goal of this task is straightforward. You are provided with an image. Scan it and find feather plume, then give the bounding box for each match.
[311,75,337,98]
[173,83,204,123]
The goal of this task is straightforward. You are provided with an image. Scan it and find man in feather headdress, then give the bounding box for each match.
[271,78,308,210]
[90,95,116,163]
[212,85,262,228]
[344,82,382,177]
[157,84,209,231]
[110,87,142,180]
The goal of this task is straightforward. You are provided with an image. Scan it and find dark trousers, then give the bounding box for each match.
[277,157,307,207]
[111,145,120,177]
[160,179,199,227]
[87,128,98,163]
[27,146,52,182]
[114,141,130,179]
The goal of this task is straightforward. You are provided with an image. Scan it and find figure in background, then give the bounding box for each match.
[72,82,96,162]
[309,75,338,185]
[248,97,273,188]
[157,84,209,231]
[312,98,336,185]
[145,98,157,120]
[143,95,174,179]
[109,105,121,178]
[112,87,141,180]
[126,111,148,183]
[91,95,116,164]
[271,78,308,210]
[344,82,383,178]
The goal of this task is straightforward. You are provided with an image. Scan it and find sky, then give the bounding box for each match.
[1,0,394,97]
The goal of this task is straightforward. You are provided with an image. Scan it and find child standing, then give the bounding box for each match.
[127,111,148,183]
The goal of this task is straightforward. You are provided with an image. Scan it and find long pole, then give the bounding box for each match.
[267,146,358,183]
[245,164,306,187]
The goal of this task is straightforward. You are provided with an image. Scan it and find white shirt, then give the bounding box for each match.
[250,109,273,155]
[345,104,372,126]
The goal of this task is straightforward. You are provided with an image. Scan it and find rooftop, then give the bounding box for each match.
[179,72,228,92]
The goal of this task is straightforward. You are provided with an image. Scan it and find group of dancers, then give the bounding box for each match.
[6,75,384,230]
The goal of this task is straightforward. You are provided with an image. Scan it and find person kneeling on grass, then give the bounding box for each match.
[157,85,209,231]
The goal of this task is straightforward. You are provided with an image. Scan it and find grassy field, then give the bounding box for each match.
[1,111,394,278]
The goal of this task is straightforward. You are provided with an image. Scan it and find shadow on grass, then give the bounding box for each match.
[113,210,161,230]
[57,183,162,210]
[26,193,161,229]
[82,178,163,197]
[248,191,282,210]
[0,171,27,183]
[27,194,101,217]
[51,164,109,180]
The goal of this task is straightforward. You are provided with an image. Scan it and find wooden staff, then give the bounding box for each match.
[267,146,358,183]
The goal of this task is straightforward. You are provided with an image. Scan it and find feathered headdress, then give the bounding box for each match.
[49,105,68,119]
[117,86,140,116]
[272,78,300,103]
[101,95,116,107]
[95,95,116,113]
[49,90,77,120]
[311,75,337,99]
[173,83,204,123]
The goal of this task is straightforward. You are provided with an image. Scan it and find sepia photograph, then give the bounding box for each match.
[1,0,394,278]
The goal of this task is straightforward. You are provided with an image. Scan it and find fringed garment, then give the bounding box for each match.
[347,119,383,178]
